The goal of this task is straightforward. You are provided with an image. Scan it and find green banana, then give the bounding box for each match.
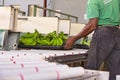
[49,39,54,46]
[32,29,39,40]
[57,37,63,46]
[58,31,68,41]
[20,38,37,46]
[37,38,41,44]
[80,36,91,47]
[37,37,51,46]
[52,38,57,46]
[85,40,91,47]
[19,37,24,43]
[21,32,34,38]
[56,38,60,46]
[24,41,37,46]
[42,40,51,46]
[23,38,34,44]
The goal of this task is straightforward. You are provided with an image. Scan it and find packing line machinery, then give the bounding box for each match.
[0,6,109,80]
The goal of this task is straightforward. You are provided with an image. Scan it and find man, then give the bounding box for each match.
[64,0,120,80]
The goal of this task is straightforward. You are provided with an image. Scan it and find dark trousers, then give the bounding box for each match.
[86,26,120,80]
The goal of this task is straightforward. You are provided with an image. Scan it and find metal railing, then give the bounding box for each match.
[28,5,78,23]
[10,5,26,16]
[18,10,26,16]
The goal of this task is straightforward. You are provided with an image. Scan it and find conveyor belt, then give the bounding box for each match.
[62,70,100,80]
[0,50,109,80]
[46,53,88,64]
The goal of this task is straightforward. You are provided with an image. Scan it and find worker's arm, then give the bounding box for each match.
[64,18,98,49]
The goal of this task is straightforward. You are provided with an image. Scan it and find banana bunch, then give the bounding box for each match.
[80,36,91,47]
[19,30,68,46]
[19,38,37,46]
[37,37,63,46]
[19,29,39,46]
[48,31,67,46]
[49,37,63,46]
[37,38,51,46]
[36,31,57,46]
[37,31,67,46]
[58,31,68,41]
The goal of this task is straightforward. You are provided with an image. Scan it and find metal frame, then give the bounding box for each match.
[28,5,78,23]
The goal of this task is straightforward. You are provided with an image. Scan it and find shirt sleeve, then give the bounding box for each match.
[87,0,99,19]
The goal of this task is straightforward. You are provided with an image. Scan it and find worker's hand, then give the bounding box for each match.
[64,36,76,49]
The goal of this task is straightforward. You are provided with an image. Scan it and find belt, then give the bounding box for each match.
[97,25,119,30]
[98,25,119,27]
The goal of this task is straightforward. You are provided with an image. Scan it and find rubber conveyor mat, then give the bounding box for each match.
[18,44,89,50]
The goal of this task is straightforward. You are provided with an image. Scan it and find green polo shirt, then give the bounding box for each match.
[87,0,120,26]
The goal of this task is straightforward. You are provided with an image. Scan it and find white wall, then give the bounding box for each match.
[52,0,88,23]
[0,0,3,5]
